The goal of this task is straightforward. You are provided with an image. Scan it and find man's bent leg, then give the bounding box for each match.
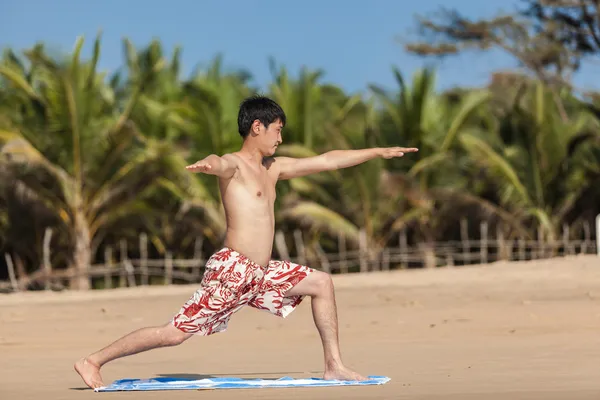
[74,323,191,389]
[284,271,366,381]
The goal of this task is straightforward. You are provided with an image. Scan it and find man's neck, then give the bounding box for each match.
[238,142,264,167]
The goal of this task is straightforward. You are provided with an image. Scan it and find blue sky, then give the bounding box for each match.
[1,0,596,94]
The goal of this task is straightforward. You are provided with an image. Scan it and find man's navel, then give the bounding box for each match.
[257,191,262,197]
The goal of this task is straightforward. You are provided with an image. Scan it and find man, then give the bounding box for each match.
[75,95,418,389]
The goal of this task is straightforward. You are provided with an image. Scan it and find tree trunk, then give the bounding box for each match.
[421,241,437,269]
[70,212,91,290]
[422,226,437,268]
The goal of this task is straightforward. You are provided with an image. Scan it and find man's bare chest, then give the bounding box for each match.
[237,167,277,202]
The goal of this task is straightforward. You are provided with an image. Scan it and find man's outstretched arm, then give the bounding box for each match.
[276,147,418,180]
[186,154,238,178]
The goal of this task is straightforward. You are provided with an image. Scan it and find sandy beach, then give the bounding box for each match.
[1,254,599,399]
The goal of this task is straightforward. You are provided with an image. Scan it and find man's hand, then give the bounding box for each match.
[186,160,213,173]
[378,147,419,159]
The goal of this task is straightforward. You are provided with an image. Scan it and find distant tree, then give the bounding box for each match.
[404,0,600,87]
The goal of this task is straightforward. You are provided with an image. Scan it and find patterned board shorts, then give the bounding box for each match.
[171,247,315,335]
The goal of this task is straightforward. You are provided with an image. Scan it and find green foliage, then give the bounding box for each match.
[0,34,599,286]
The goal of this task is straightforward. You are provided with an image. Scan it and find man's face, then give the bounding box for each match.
[262,119,283,156]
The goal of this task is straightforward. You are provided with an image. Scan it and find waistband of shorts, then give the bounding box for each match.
[211,247,264,269]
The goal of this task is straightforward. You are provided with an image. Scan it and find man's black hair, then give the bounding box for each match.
[237,95,286,138]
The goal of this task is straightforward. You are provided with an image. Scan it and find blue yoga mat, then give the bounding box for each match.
[95,375,391,392]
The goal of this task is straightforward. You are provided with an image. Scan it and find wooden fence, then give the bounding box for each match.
[2,218,599,292]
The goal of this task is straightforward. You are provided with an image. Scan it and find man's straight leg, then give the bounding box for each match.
[75,247,258,389]
[74,323,192,389]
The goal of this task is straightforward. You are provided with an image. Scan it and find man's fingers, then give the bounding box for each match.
[399,147,419,152]
[186,163,211,170]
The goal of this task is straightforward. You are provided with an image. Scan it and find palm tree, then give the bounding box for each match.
[459,80,600,239]
[368,67,498,259]
[0,35,190,289]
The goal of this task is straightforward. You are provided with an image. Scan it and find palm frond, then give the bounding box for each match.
[279,200,360,244]
[0,65,40,101]
[1,132,74,201]
[407,153,449,178]
[460,133,532,208]
[288,177,338,205]
[440,90,490,152]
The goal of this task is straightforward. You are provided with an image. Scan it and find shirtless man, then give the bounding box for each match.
[75,95,418,389]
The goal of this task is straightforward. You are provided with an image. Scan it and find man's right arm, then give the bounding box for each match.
[186,154,238,178]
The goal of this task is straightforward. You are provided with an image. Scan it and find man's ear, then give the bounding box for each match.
[252,120,262,135]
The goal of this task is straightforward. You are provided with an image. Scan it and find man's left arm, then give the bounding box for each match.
[276,147,418,180]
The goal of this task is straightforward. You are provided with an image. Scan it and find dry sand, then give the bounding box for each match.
[1,255,599,400]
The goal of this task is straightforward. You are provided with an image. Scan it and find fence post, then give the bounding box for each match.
[43,228,53,290]
[359,229,368,272]
[140,233,148,286]
[164,252,173,285]
[119,240,127,287]
[480,222,488,264]
[399,230,408,268]
[536,226,544,259]
[496,225,507,261]
[382,248,390,271]
[338,232,348,274]
[444,249,454,267]
[125,260,136,287]
[518,238,526,261]
[461,218,469,265]
[583,222,591,254]
[562,224,570,256]
[104,247,113,289]
[5,254,18,292]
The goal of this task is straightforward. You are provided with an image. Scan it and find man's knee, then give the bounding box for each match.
[312,271,334,296]
[160,323,192,346]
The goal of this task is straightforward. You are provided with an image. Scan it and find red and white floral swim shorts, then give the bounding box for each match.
[171,247,314,335]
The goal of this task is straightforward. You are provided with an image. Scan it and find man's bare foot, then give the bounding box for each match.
[74,358,104,389]
[323,364,368,381]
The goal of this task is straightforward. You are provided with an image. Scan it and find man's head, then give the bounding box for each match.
[238,95,286,156]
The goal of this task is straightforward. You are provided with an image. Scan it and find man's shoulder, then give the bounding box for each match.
[214,153,241,181]
[222,152,239,161]
[221,153,242,167]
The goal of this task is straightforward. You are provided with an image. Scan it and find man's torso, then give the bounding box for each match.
[218,153,279,266]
